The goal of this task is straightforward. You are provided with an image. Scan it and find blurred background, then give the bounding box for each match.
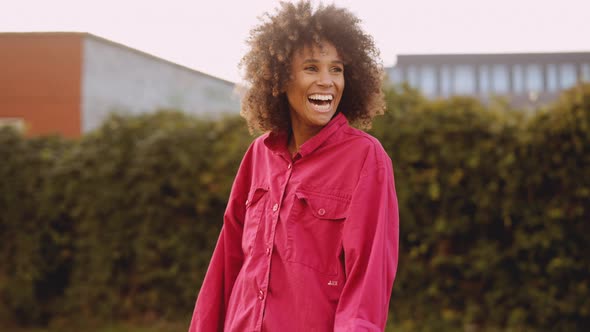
[1,0,589,331]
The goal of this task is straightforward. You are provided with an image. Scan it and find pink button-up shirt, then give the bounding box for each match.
[189,113,399,331]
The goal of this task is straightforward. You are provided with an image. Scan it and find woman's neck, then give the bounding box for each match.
[288,125,320,156]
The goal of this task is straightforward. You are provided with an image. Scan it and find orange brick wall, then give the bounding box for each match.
[0,33,83,138]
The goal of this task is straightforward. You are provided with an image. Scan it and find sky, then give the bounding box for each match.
[1,0,589,83]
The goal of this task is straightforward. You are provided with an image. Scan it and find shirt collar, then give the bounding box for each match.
[263,112,348,158]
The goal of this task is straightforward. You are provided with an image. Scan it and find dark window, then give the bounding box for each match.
[582,64,590,82]
[491,65,509,94]
[559,63,577,89]
[546,64,559,92]
[478,65,490,95]
[525,64,543,92]
[512,65,525,93]
[440,65,452,97]
[453,65,475,94]
[406,66,418,87]
[421,65,437,97]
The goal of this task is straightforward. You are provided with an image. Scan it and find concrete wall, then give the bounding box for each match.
[81,35,240,132]
[0,33,82,137]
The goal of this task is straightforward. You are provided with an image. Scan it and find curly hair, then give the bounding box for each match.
[239,0,386,133]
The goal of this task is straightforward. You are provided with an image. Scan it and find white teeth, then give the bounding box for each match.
[308,94,333,101]
[313,103,331,112]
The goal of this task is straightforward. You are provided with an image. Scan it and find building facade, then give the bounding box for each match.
[0,32,240,138]
[387,52,590,108]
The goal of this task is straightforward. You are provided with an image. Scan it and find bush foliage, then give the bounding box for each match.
[1,84,589,331]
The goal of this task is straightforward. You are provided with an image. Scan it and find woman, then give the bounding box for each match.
[189,2,398,331]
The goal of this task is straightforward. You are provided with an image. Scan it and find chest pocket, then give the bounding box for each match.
[286,190,350,276]
[242,186,268,255]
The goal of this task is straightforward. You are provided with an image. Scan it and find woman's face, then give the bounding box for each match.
[285,41,344,135]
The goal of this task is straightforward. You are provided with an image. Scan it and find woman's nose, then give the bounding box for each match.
[316,70,334,87]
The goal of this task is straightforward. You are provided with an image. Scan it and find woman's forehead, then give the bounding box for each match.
[294,41,341,59]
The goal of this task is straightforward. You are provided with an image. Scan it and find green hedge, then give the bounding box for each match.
[1,84,589,331]
[0,129,71,326]
[373,84,590,331]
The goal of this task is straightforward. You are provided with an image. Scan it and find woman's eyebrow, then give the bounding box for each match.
[302,58,319,64]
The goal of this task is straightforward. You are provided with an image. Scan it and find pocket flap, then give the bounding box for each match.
[295,191,350,220]
[246,186,269,208]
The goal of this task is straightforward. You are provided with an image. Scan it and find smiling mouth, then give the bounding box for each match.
[308,94,333,113]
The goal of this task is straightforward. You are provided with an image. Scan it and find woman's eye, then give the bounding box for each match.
[331,67,343,73]
[304,66,318,71]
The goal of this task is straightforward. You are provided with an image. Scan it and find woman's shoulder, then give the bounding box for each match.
[340,125,390,161]
[251,132,271,147]
[241,132,270,152]
[242,132,277,160]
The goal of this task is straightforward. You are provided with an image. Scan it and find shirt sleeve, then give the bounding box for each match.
[188,144,254,332]
[334,143,399,332]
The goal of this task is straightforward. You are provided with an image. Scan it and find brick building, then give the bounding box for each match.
[0,32,240,138]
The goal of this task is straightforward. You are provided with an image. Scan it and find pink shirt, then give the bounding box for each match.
[189,113,399,331]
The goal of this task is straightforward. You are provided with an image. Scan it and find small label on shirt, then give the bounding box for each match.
[328,280,338,286]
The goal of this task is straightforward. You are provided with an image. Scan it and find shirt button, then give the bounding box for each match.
[288,164,292,169]
[245,199,249,206]
[272,203,279,212]
[258,289,265,300]
[266,247,271,256]
[318,208,326,216]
